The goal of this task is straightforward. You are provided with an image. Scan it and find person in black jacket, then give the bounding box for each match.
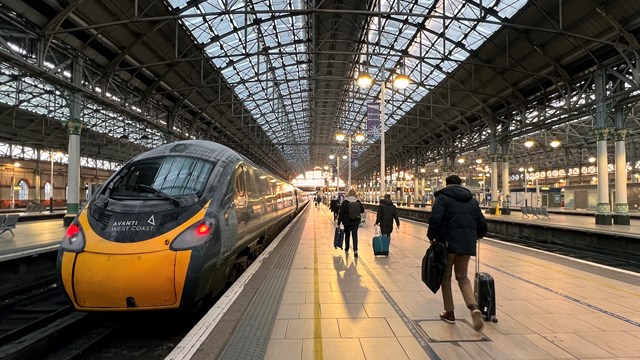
[329,195,340,221]
[427,174,487,332]
[375,194,400,239]
[338,189,365,257]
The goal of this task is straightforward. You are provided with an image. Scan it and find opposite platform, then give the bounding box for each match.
[170,203,640,360]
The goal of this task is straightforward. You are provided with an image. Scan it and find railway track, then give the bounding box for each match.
[487,232,640,273]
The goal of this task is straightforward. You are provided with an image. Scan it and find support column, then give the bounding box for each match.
[595,129,611,224]
[501,155,510,214]
[594,70,611,225]
[490,154,499,210]
[64,58,84,226]
[613,128,630,225]
[631,140,638,183]
[34,149,41,202]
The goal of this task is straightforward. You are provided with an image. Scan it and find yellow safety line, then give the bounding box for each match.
[313,207,323,359]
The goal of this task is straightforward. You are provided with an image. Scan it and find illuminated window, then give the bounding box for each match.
[18,180,28,200]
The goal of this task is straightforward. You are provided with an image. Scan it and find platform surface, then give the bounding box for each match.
[0,218,65,261]
[172,204,640,360]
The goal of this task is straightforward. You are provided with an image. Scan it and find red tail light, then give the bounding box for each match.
[170,219,215,250]
[196,223,210,235]
[61,222,85,252]
[66,224,80,238]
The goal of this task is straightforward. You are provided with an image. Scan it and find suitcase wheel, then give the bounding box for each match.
[491,316,498,323]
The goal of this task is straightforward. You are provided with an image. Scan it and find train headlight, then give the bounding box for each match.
[61,222,86,252]
[170,219,215,250]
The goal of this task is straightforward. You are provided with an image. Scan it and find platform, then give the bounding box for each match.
[169,203,640,360]
[0,218,66,262]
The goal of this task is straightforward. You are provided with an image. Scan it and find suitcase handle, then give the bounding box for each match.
[475,239,480,274]
[374,225,380,236]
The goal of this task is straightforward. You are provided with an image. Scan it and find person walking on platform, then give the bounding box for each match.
[330,195,340,221]
[427,174,487,331]
[375,194,400,239]
[338,189,365,257]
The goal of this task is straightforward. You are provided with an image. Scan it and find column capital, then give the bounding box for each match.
[594,128,609,141]
[490,154,501,162]
[66,119,83,135]
[613,128,628,141]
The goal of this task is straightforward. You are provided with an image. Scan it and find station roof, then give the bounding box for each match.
[0,0,639,180]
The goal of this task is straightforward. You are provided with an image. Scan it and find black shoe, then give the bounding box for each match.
[354,251,358,258]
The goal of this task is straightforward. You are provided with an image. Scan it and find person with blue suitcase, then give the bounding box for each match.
[427,174,487,332]
[373,194,400,255]
[338,189,364,257]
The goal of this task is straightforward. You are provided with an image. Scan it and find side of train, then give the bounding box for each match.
[57,140,309,311]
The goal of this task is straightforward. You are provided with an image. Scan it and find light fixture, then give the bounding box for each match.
[588,156,596,163]
[549,139,561,148]
[457,158,465,164]
[524,139,535,148]
[329,154,335,160]
[342,155,347,160]
[476,159,482,164]
[519,167,525,172]
[420,168,426,173]
[324,165,329,170]
[13,161,20,167]
[356,72,373,88]
[354,132,365,143]
[393,74,410,89]
[434,168,439,173]
[335,132,346,142]
[528,167,534,172]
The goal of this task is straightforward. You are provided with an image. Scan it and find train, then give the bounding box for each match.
[57,140,309,311]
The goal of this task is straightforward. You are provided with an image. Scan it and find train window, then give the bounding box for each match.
[110,157,214,199]
[234,165,246,196]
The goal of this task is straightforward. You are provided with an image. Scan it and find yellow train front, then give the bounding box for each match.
[57,140,303,311]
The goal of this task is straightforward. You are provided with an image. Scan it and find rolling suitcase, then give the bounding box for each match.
[372,226,390,256]
[474,240,498,322]
[334,224,344,249]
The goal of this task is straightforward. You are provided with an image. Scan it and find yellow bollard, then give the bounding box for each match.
[495,204,500,216]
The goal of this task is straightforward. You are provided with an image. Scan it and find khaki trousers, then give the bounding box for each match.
[441,253,476,311]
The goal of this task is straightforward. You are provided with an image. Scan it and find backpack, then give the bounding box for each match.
[348,201,361,220]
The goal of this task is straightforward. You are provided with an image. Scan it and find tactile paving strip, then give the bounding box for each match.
[218,215,308,360]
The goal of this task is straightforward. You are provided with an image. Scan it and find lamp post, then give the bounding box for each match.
[336,131,365,191]
[356,70,410,198]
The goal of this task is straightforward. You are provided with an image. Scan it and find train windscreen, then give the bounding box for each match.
[110,156,215,200]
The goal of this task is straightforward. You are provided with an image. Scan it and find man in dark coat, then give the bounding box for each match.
[375,194,400,238]
[329,195,340,221]
[338,189,365,257]
[427,174,487,332]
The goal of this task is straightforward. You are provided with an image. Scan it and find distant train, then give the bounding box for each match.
[57,140,308,311]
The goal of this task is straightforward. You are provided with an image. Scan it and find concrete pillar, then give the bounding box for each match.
[34,149,41,202]
[613,128,630,225]
[594,70,611,225]
[64,58,84,226]
[490,154,499,208]
[502,155,510,213]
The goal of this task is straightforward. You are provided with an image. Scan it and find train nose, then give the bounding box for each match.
[72,251,178,309]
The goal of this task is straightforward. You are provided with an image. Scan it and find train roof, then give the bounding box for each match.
[132,140,242,165]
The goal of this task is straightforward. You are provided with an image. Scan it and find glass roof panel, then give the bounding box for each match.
[168,0,312,171]
[349,0,527,150]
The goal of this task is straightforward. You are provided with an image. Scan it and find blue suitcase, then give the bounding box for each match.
[334,227,344,249]
[372,234,390,256]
